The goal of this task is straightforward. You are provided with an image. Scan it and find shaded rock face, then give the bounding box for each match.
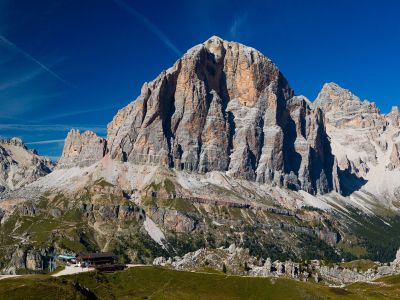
[0,138,54,191]
[283,96,335,193]
[388,143,400,171]
[106,36,338,194]
[57,129,107,168]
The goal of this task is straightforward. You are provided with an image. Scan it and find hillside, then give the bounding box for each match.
[1,266,400,299]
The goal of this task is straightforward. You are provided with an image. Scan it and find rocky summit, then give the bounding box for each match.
[0,37,400,279]
[67,36,339,195]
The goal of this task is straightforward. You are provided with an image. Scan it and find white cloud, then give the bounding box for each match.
[0,92,64,118]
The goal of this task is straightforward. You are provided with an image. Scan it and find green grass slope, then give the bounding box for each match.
[2,267,400,299]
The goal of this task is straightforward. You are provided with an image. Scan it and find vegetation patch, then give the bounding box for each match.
[340,259,378,272]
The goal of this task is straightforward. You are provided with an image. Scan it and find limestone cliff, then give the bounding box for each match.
[105,36,338,194]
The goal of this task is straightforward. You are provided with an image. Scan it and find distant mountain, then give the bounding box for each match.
[0,137,54,192]
[315,82,400,197]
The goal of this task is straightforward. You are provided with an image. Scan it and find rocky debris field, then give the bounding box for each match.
[154,245,400,285]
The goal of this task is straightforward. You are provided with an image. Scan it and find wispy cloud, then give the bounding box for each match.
[0,123,107,134]
[0,115,24,122]
[25,139,65,145]
[32,104,122,122]
[229,14,248,39]
[112,0,182,56]
[0,35,71,86]
[0,92,64,118]
[0,68,43,91]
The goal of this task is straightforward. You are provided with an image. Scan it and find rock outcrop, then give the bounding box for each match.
[0,138,54,191]
[3,248,53,275]
[153,246,400,284]
[57,129,107,168]
[105,36,338,194]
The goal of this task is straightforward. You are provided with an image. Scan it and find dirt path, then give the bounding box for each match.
[52,265,93,277]
[0,264,148,280]
[0,275,20,281]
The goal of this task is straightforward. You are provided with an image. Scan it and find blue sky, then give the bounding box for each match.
[0,0,399,160]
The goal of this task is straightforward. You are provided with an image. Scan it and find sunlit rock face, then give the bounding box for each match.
[105,36,339,194]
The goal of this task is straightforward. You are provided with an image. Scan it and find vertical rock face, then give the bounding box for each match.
[283,96,335,193]
[57,129,107,168]
[0,138,54,191]
[106,36,339,194]
[388,106,399,127]
[388,143,400,171]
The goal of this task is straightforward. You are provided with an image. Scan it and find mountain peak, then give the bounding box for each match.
[315,82,381,116]
[205,35,224,42]
[318,82,352,99]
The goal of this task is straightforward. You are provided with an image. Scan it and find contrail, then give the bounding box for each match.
[0,35,71,86]
[25,139,65,145]
[113,0,182,56]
